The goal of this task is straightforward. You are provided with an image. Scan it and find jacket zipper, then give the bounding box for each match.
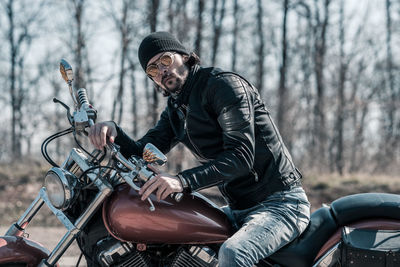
[180,105,223,191]
[182,105,208,161]
[251,168,259,182]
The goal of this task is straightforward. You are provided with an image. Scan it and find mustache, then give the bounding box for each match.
[162,73,174,84]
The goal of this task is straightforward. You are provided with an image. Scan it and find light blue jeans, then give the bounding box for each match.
[218,186,310,267]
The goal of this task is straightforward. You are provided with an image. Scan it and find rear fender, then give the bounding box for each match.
[0,236,50,267]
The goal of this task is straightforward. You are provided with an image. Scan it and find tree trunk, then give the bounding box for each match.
[294,2,314,168]
[111,0,131,125]
[255,0,265,94]
[72,0,86,90]
[168,0,174,32]
[231,0,239,72]
[129,59,137,138]
[312,0,331,171]
[335,0,346,175]
[195,0,204,57]
[6,0,20,158]
[277,0,289,143]
[384,0,396,163]
[148,0,160,125]
[211,0,226,65]
[176,0,188,41]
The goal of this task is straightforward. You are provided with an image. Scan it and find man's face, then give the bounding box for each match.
[146,52,189,94]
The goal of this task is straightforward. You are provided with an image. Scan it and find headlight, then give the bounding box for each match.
[44,167,76,210]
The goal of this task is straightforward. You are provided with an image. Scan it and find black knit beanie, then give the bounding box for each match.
[138,31,189,70]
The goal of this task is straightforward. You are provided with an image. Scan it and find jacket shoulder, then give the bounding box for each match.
[204,68,253,98]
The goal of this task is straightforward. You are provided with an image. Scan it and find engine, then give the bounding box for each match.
[96,238,150,267]
[95,237,218,267]
[171,246,218,267]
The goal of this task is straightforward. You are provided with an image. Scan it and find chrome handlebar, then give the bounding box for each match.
[108,143,183,211]
[59,59,181,212]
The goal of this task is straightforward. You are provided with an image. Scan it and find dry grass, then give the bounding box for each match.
[303,172,400,211]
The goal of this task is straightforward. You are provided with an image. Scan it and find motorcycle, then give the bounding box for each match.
[1,59,400,267]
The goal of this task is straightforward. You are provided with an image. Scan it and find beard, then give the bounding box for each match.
[161,65,188,94]
[161,74,184,94]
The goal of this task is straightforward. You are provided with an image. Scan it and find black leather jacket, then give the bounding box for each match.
[115,65,302,210]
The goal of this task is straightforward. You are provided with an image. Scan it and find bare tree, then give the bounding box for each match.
[333,0,347,175]
[167,0,175,32]
[148,0,160,125]
[107,0,136,125]
[231,0,239,72]
[129,59,138,137]
[195,0,205,58]
[255,0,266,94]
[277,0,290,143]
[308,0,332,170]
[292,2,314,168]
[69,0,87,90]
[2,0,46,158]
[211,0,226,65]
[383,0,397,164]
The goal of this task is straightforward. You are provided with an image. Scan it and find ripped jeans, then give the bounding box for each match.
[218,186,310,267]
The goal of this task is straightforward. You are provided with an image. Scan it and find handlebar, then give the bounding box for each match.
[76,88,90,108]
[59,59,181,211]
[108,143,183,208]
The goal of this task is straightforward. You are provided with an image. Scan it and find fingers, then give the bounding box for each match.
[107,125,118,143]
[147,164,160,174]
[140,177,160,201]
[88,122,117,149]
[156,183,168,201]
[88,124,101,149]
[160,187,173,200]
[139,175,183,201]
[98,127,106,148]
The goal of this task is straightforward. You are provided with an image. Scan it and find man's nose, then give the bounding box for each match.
[159,64,169,74]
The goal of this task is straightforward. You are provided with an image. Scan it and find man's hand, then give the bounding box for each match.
[139,172,183,202]
[88,121,117,150]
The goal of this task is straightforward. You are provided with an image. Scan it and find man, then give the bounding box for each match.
[89,31,310,267]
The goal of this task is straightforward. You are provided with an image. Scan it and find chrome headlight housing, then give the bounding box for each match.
[44,167,77,210]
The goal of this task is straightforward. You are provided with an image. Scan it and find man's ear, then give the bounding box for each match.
[182,54,189,62]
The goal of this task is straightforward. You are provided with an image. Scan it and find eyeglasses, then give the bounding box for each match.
[146,52,176,78]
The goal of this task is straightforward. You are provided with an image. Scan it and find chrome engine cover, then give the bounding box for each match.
[96,238,150,267]
[171,246,218,267]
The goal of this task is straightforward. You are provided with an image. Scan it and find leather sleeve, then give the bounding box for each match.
[114,107,178,158]
[180,75,255,191]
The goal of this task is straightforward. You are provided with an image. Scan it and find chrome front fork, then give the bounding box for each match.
[5,192,44,237]
[4,148,113,267]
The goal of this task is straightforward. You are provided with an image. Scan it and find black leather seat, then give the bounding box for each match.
[266,206,337,267]
[330,193,400,225]
[264,193,400,267]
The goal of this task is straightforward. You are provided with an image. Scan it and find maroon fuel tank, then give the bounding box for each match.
[102,183,233,244]
[0,236,51,267]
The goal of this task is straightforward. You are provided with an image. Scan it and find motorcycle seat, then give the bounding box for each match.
[330,192,400,225]
[267,206,337,267]
[266,193,400,267]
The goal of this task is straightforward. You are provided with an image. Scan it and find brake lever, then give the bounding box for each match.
[110,144,156,211]
[53,97,73,126]
[121,172,155,211]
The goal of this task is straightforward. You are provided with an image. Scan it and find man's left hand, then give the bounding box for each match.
[139,171,183,201]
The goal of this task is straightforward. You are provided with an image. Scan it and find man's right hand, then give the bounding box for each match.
[88,121,117,150]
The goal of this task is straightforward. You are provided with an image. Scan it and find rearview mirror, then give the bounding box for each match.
[143,143,167,166]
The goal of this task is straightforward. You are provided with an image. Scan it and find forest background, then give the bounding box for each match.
[0,0,399,225]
